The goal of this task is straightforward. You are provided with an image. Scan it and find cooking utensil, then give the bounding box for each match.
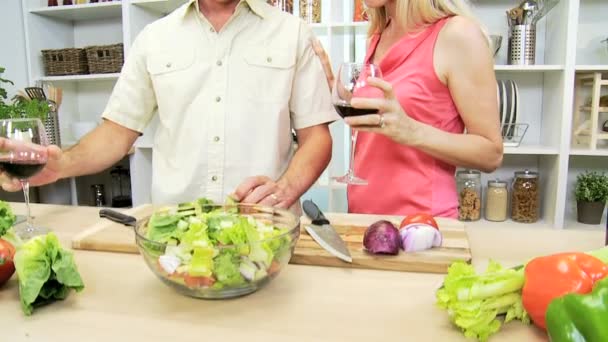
[532,0,559,24]
[490,35,502,57]
[24,87,46,100]
[302,199,352,263]
[99,208,139,228]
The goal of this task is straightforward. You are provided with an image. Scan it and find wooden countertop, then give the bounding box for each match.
[0,203,605,341]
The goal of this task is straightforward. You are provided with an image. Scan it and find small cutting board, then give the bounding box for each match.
[71,206,471,274]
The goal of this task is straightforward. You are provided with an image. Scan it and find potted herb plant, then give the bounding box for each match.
[575,171,608,224]
[0,66,49,122]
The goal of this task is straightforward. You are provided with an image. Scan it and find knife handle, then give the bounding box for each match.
[302,199,330,225]
[99,209,137,226]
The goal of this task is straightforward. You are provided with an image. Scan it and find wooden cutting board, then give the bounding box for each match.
[72,205,471,274]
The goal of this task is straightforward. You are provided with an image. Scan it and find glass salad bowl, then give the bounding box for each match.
[134,200,300,299]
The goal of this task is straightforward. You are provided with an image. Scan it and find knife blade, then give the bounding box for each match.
[302,199,352,263]
[99,208,138,228]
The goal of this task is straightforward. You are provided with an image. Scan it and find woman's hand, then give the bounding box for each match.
[346,77,423,146]
[311,38,334,91]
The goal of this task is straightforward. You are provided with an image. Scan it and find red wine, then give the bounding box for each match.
[0,161,46,179]
[334,104,378,118]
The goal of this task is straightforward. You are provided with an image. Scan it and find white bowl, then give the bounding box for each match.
[70,121,98,141]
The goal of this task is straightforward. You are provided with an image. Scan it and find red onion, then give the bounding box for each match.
[363,220,401,255]
[400,224,443,252]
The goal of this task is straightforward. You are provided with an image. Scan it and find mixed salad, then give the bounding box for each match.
[141,198,293,290]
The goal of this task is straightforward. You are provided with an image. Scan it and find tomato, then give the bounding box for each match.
[267,261,281,276]
[181,274,216,288]
[399,213,439,230]
[0,239,16,287]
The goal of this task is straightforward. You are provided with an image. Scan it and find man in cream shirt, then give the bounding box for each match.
[1,0,338,211]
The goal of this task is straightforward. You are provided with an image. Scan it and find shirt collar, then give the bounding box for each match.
[181,0,268,20]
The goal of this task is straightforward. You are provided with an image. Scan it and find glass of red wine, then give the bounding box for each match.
[0,118,49,240]
[332,62,382,185]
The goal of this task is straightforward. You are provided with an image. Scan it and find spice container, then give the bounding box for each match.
[456,170,482,221]
[48,0,59,6]
[300,0,321,23]
[267,0,293,13]
[485,179,508,222]
[353,0,367,22]
[511,169,540,223]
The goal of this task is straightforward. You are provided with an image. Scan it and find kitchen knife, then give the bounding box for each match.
[99,208,138,228]
[302,199,352,263]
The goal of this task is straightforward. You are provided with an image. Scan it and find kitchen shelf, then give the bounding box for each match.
[503,145,560,155]
[131,0,188,15]
[576,65,608,72]
[564,218,607,231]
[29,2,122,21]
[310,22,369,29]
[580,106,608,113]
[570,149,608,156]
[38,73,120,83]
[465,219,552,230]
[494,65,565,72]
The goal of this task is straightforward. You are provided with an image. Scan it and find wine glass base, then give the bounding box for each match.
[332,174,368,185]
[14,225,50,241]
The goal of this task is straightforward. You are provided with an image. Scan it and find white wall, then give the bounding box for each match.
[0,0,29,94]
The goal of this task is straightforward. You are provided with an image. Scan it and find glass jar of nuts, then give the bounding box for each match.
[456,170,482,221]
[511,169,540,223]
[300,0,322,23]
[267,0,293,13]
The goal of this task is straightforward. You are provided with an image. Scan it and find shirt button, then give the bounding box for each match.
[213,136,220,142]
[216,60,222,66]
[166,62,172,68]
[215,96,221,102]
[266,57,272,63]
[209,27,214,33]
[211,176,218,181]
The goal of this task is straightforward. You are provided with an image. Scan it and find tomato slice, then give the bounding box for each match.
[182,274,216,288]
[399,213,439,230]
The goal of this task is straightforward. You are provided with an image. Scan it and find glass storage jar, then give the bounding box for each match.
[511,169,540,223]
[353,0,367,22]
[456,170,482,221]
[300,0,321,23]
[485,179,508,222]
[267,0,293,13]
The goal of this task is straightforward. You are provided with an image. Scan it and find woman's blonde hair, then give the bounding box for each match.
[367,0,486,38]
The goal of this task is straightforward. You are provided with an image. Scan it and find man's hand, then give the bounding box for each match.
[231,176,293,209]
[0,142,63,192]
[311,38,334,91]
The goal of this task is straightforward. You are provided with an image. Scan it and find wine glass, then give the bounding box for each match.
[332,62,383,185]
[0,118,50,240]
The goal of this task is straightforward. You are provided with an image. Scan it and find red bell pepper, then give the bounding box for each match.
[521,252,608,330]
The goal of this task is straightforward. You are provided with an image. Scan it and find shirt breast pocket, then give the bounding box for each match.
[242,48,296,103]
[147,51,196,97]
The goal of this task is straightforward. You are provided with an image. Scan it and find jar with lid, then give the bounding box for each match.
[485,179,508,222]
[353,0,367,22]
[511,169,540,223]
[456,170,482,221]
[267,0,293,13]
[299,0,321,23]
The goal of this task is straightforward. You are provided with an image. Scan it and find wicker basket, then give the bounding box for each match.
[41,48,89,76]
[85,43,124,74]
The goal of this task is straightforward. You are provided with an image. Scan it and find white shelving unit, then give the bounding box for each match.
[18,0,608,229]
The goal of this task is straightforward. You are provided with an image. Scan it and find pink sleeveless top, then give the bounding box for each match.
[347,17,464,218]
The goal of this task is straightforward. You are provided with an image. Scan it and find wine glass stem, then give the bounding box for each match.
[20,180,33,230]
[348,128,358,178]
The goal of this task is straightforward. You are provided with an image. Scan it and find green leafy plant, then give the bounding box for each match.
[575,171,608,203]
[0,66,49,121]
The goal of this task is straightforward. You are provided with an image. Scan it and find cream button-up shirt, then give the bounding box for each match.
[102,0,338,206]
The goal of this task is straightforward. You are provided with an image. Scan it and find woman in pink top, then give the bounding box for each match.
[315,0,503,218]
